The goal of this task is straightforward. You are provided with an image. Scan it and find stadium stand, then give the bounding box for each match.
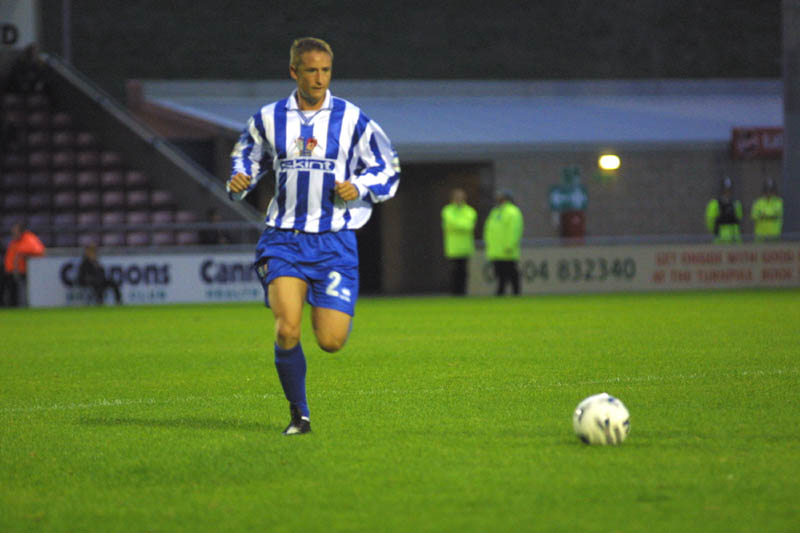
[1,48,261,249]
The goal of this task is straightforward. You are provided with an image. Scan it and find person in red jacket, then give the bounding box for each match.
[3,221,46,306]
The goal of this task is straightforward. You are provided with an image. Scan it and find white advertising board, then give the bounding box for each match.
[468,241,800,295]
[27,253,263,307]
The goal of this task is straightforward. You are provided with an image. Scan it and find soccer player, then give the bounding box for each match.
[228,37,400,435]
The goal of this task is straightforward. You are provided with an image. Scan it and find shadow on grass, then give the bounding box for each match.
[78,416,277,432]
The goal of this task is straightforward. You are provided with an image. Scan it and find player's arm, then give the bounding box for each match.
[348,117,400,203]
[229,112,270,200]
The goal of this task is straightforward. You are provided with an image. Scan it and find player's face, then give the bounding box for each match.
[291,50,332,110]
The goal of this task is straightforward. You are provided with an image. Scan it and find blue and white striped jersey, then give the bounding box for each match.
[229,90,400,233]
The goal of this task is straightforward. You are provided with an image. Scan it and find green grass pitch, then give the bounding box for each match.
[1,289,799,532]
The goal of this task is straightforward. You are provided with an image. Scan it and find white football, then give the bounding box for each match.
[573,393,630,445]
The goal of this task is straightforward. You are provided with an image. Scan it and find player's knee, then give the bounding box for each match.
[316,333,346,353]
[275,320,301,347]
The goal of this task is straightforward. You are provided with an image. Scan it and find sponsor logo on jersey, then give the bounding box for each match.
[279,158,337,171]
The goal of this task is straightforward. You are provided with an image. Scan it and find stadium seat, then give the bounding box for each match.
[101,232,125,246]
[150,210,174,224]
[51,112,72,129]
[126,189,149,208]
[28,172,51,189]
[76,170,100,189]
[100,170,124,188]
[75,131,97,148]
[77,211,100,226]
[28,150,51,169]
[26,130,49,149]
[176,231,199,245]
[152,231,176,246]
[27,192,51,210]
[150,189,173,208]
[100,151,122,168]
[126,231,150,246]
[26,93,50,109]
[78,232,100,247]
[27,212,51,228]
[124,170,148,188]
[52,171,76,189]
[1,211,25,229]
[54,232,78,247]
[51,150,76,169]
[76,150,99,168]
[2,152,26,170]
[77,190,101,209]
[52,130,75,148]
[2,93,24,109]
[53,212,77,227]
[1,172,26,190]
[175,210,197,223]
[27,110,49,129]
[101,211,125,226]
[101,190,125,209]
[53,190,77,210]
[3,192,26,211]
[125,210,149,225]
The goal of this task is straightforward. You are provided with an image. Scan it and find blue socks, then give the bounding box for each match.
[274,343,309,418]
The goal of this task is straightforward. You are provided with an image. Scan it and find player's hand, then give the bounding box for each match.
[229,173,252,193]
[334,181,359,202]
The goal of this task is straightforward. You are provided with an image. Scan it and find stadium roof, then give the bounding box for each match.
[139,79,783,161]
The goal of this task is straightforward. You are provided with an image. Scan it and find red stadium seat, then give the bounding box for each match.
[175,210,197,223]
[52,171,76,189]
[75,150,99,168]
[1,172,26,190]
[26,130,50,149]
[76,170,100,189]
[52,130,75,148]
[51,150,76,169]
[28,150,51,169]
[54,232,78,247]
[100,150,122,168]
[77,190,101,209]
[77,211,100,226]
[3,193,27,210]
[78,232,101,247]
[75,131,97,148]
[176,231,199,245]
[126,231,150,246]
[28,172,51,189]
[53,190,77,210]
[100,170,124,188]
[27,192,51,210]
[101,232,125,246]
[152,231,176,246]
[125,210,149,225]
[150,210,174,224]
[126,189,149,208]
[53,212,77,226]
[51,112,72,129]
[101,190,125,209]
[101,211,126,226]
[124,170,148,188]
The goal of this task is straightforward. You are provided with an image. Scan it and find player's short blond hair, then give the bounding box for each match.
[290,37,334,69]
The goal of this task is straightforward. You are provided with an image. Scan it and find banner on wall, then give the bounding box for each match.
[468,242,800,295]
[27,252,263,307]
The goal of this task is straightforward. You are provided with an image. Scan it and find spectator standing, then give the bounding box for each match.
[751,178,783,241]
[483,189,523,295]
[441,188,477,295]
[78,245,122,305]
[3,222,46,307]
[705,177,742,243]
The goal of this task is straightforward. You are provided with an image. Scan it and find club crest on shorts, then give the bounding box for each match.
[296,136,318,156]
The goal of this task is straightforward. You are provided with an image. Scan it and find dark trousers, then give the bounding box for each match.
[492,260,520,295]
[0,273,24,307]
[449,258,468,295]
[86,278,122,305]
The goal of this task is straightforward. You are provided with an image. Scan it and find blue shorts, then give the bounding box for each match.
[254,227,359,316]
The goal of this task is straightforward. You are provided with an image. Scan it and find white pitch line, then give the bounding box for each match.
[1,367,796,415]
